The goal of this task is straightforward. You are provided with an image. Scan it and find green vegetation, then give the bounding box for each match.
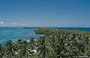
[24,27,40,29]
[0,28,90,58]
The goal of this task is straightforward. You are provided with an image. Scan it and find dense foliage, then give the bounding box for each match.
[0,29,90,58]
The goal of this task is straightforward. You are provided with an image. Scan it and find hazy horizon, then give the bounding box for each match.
[0,0,90,27]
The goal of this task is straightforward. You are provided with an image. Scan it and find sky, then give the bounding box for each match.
[0,0,90,27]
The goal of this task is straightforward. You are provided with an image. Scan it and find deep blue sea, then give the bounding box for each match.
[48,27,90,32]
[0,27,90,45]
[0,27,41,44]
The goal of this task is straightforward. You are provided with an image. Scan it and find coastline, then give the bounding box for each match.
[1,27,90,58]
[34,27,90,37]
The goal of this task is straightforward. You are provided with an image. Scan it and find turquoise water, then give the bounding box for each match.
[0,27,41,44]
[0,27,90,44]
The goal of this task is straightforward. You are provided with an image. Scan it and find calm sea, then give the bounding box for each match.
[0,27,90,44]
[0,27,41,44]
[48,27,90,32]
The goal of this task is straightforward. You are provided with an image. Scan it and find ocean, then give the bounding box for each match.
[0,27,90,44]
[0,27,41,44]
[48,27,90,32]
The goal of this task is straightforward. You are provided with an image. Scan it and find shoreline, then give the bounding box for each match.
[1,27,90,58]
[35,27,90,37]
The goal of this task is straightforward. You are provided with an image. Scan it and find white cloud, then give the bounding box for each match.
[0,21,29,27]
[9,23,30,26]
[0,21,4,24]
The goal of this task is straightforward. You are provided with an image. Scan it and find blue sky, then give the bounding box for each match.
[0,0,90,27]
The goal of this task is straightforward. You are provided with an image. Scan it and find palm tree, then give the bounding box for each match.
[37,37,48,58]
[16,39,23,58]
[20,40,31,58]
[5,40,14,58]
[29,38,35,50]
[0,44,4,58]
[17,39,23,49]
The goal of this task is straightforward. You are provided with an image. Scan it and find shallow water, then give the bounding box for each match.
[0,27,41,44]
[0,27,90,44]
